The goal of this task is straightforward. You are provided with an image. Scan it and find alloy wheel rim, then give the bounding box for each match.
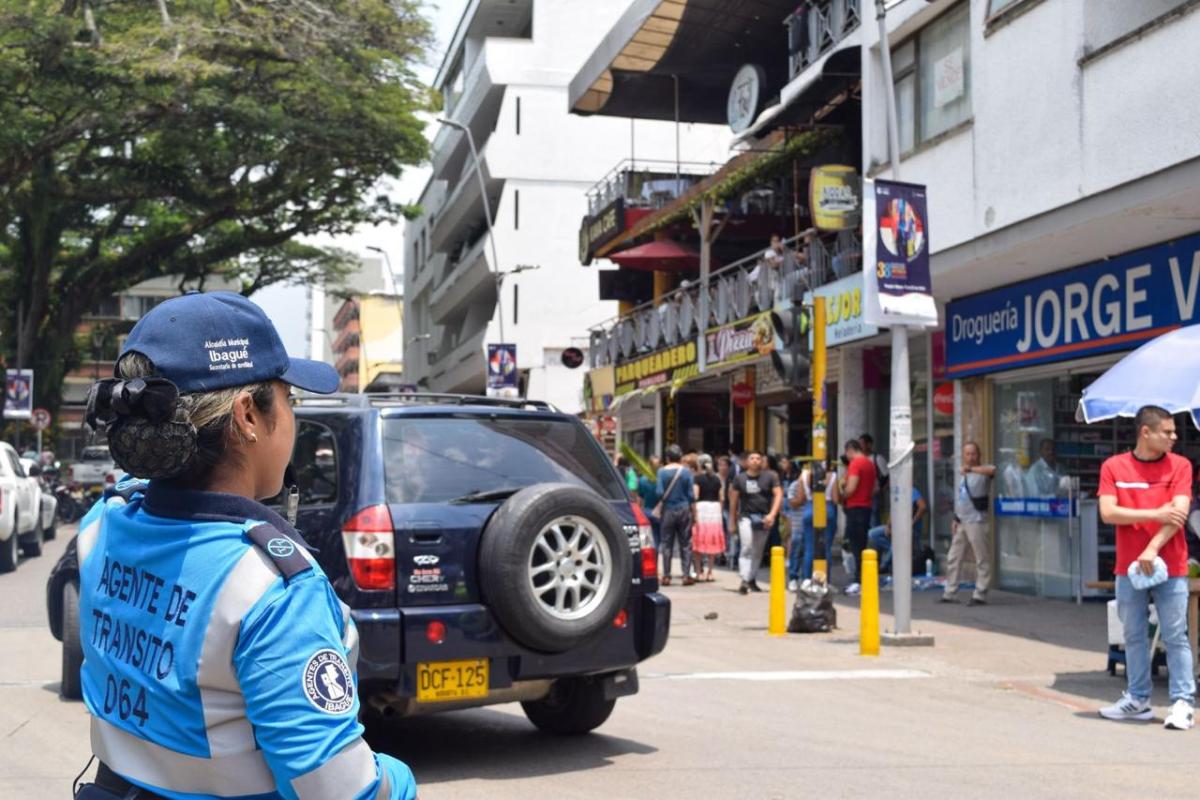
[527,515,612,621]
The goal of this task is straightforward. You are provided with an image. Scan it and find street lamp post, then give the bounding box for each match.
[436,117,506,346]
[875,0,928,645]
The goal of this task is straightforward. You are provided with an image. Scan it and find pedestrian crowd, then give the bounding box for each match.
[617,430,916,597]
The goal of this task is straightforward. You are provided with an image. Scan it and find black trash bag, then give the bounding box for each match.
[788,579,837,633]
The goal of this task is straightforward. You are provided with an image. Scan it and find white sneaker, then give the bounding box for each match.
[1099,693,1153,721]
[843,582,861,595]
[787,579,798,593]
[1164,700,1194,730]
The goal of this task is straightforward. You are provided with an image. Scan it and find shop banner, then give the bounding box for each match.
[862,178,938,328]
[583,366,615,413]
[615,341,698,396]
[4,369,33,419]
[486,344,518,398]
[809,165,861,231]
[578,198,626,265]
[704,311,775,369]
[804,272,879,348]
[995,497,1076,518]
[945,232,1200,378]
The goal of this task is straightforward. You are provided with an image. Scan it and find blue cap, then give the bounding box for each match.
[121,291,340,394]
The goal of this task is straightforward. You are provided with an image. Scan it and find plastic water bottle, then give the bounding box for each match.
[925,558,933,578]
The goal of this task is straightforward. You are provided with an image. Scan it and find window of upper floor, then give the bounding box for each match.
[893,1,971,156]
[1084,0,1193,58]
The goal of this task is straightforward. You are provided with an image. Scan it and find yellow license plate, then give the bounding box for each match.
[416,659,489,702]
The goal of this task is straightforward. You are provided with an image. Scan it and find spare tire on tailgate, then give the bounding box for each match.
[479,483,631,653]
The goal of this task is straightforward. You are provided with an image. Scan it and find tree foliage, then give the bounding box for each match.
[0,0,431,415]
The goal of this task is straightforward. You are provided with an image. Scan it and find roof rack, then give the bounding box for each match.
[293,391,557,412]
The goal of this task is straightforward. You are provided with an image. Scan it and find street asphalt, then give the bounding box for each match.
[2,529,1197,799]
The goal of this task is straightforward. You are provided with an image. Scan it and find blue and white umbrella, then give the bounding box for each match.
[1077,325,1200,427]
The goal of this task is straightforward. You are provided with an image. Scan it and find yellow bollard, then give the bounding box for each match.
[768,546,787,637]
[813,558,827,577]
[860,548,880,656]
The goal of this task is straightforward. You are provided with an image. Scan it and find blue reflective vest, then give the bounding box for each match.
[76,481,416,800]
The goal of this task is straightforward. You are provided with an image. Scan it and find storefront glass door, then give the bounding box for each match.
[992,377,1078,597]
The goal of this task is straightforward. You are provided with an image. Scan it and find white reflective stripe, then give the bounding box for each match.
[1114,481,1151,489]
[375,765,391,799]
[92,716,276,796]
[291,738,377,800]
[76,518,102,567]
[339,600,360,672]
[197,547,281,756]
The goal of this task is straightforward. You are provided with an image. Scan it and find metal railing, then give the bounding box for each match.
[587,230,863,369]
[786,0,862,80]
[585,158,720,216]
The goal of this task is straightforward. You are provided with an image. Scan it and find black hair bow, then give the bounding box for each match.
[85,377,180,430]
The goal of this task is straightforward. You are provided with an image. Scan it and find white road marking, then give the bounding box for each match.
[646,669,931,682]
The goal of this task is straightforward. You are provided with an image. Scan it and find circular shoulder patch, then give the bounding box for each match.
[266,537,296,558]
[302,649,355,714]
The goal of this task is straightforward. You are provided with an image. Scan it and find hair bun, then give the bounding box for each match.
[108,417,198,480]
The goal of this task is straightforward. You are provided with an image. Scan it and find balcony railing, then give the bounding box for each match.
[588,229,863,369]
[786,0,862,80]
[585,158,719,217]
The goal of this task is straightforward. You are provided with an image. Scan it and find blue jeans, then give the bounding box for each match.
[794,502,837,581]
[1117,575,1195,704]
[868,525,891,572]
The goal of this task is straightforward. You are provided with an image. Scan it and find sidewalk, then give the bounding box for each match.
[658,559,1133,712]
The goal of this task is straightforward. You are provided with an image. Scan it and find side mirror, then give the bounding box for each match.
[27,464,42,477]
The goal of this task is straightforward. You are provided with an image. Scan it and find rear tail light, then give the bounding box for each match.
[342,505,395,591]
[632,504,657,580]
[613,609,628,628]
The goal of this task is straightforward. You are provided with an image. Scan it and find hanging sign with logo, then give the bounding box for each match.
[486,344,518,398]
[727,63,766,133]
[4,369,33,419]
[862,178,938,328]
[561,347,585,369]
[809,165,862,231]
[805,272,879,348]
[945,233,1200,378]
[578,199,626,265]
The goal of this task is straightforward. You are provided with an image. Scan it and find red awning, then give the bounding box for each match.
[607,239,716,272]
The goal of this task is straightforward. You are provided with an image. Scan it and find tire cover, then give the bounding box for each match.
[479,483,632,653]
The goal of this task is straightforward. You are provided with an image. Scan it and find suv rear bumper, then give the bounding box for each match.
[350,591,671,689]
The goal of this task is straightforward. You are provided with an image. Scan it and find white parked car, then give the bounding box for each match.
[0,442,44,571]
[19,458,57,542]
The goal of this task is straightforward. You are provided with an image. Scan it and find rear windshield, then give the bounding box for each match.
[81,447,111,462]
[382,416,625,503]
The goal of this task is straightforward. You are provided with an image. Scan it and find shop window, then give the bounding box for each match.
[893,1,971,154]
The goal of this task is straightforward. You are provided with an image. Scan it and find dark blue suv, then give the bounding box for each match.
[283,392,669,734]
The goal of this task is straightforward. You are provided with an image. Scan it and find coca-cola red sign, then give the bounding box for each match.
[731,382,754,407]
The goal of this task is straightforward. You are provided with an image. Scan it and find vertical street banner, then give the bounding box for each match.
[4,369,33,419]
[486,344,518,398]
[862,178,939,328]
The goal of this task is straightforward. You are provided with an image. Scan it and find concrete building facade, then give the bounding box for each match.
[402,0,729,412]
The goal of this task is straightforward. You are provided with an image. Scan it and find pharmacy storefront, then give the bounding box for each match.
[946,232,1200,598]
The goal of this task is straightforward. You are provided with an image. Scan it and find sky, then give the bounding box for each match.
[254,0,469,356]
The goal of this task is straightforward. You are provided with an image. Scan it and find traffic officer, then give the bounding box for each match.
[73,292,417,799]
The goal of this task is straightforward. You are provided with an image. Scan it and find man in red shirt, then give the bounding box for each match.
[1097,405,1194,730]
[840,439,876,592]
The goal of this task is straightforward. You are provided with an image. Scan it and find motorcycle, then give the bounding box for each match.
[43,468,83,524]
